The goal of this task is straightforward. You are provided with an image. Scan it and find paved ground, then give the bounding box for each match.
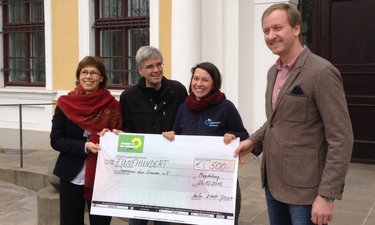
[1,149,375,225]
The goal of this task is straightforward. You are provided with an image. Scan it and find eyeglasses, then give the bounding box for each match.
[80,70,100,78]
[143,62,164,70]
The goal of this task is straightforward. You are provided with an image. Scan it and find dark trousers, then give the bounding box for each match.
[235,180,242,225]
[59,179,111,225]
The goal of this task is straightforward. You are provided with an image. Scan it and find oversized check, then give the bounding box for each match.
[91,132,239,225]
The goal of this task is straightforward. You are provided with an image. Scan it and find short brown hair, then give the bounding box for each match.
[75,56,108,88]
[262,3,302,28]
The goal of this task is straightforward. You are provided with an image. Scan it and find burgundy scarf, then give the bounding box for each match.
[57,85,122,200]
[186,91,224,111]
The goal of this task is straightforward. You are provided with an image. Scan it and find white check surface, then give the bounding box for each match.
[91,133,239,225]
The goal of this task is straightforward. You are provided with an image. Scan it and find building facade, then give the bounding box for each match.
[0,0,295,150]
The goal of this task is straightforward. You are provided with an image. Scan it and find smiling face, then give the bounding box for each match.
[262,9,301,61]
[138,57,164,90]
[191,68,214,101]
[78,66,103,94]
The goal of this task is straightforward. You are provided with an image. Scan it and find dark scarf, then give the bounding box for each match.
[57,85,122,200]
[186,91,225,111]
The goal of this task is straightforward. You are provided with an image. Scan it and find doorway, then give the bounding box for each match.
[299,0,375,163]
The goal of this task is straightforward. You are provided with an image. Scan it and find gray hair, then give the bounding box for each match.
[136,46,164,68]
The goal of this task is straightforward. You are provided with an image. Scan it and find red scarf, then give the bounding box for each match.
[186,91,224,111]
[57,85,122,200]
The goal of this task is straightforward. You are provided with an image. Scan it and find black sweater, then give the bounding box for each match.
[119,76,187,134]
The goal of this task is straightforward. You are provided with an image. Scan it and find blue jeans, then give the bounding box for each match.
[265,187,315,225]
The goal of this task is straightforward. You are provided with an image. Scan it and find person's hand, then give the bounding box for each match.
[111,129,121,135]
[223,133,236,145]
[99,128,110,136]
[311,195,334,225]
[162,131,175,141]
[86,142,101,154]
[98,128,121,136]
[233,139,254,164]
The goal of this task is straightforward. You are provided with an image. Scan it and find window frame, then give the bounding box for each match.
[2,0,45,87]
[93,0,150,89]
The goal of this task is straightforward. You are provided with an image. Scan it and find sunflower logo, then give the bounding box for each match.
[131,137,143,149]
[118,135,145,153]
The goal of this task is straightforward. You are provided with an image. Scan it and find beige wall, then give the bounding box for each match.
[159,0,172,79]
[51,0,79,91]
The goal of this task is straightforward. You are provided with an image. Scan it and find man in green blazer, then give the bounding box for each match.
[234,3,353,225]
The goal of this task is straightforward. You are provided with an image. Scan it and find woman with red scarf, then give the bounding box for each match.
[50,56,122,225]
[163,62,249,225]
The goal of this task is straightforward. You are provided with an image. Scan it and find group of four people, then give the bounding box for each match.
[50,3,353,225]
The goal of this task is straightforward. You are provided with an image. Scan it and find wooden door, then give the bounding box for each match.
[313,0,375,163]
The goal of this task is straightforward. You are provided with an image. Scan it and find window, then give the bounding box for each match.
[2,0,45,86]
[94,0,150,89]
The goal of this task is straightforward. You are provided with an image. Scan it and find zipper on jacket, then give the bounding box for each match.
[198,114,202,135]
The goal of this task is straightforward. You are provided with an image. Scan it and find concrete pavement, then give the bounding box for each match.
[1,148,375,225]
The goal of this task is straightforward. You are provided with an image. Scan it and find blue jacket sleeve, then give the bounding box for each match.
[225,100,249,141]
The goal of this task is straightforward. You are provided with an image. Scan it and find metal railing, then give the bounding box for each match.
[0,102,55,167]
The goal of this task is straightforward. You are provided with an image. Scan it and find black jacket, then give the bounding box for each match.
[50,106,87,182]
[120,76,187,134]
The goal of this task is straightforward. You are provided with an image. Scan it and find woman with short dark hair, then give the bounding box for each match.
[163,62,249,225]
[51,56,122,225]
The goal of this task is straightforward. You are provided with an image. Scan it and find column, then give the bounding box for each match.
[171,0,202,87]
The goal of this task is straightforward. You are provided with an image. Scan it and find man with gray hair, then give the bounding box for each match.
[119,46,187,225]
